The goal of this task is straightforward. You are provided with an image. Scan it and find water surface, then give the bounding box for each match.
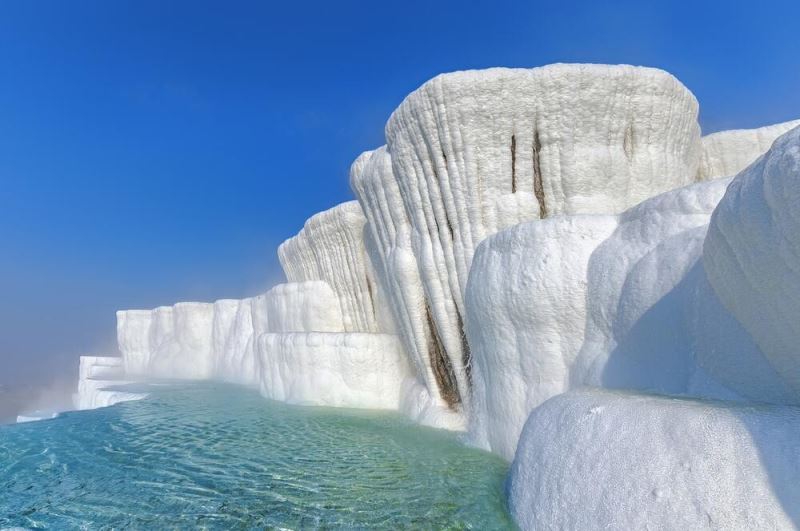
[1,382,513,529]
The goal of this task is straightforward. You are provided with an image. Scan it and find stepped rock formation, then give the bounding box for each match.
[278,201,389,333]
[70,63,800,530]
[704,126,800,402]
[256,333,409,409]
[351,147,460,420]
[507,389,800,530]
[74,356,146,411]
[697,118,800,180]
[382,64,702,409]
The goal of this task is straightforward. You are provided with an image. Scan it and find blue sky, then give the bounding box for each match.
[1,0,798,386]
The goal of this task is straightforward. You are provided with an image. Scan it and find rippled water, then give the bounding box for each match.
[0,382,514,529]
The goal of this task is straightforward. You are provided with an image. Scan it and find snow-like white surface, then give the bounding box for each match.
[263,281,345,333]
[115,282,413,413]
[384,64,701,409]
[74,356,147,411]
[351,147,462,415]
[278,202,384,333]
[507,389,800,530]
[704,125,800,403]
[572,177,732,392]
[76,64,800,529]
[697,119,800,180]
[16,411,58,423]
[465,215,617,459]
[78,355,125,381]
[118,281,346,384]
[75,379,147,411]
[465,178,732,458]
[256,332,411,409]
[398,377,466,430]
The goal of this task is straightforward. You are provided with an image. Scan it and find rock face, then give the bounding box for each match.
[697,119,800,180]
[351,147,460,418]
[86,63,800,530]
[118,281,345,385]
[466,123,800,460]
[278,202,386,333]
[74,356,146,411]
[116,277,411,410]
[256,333,410,409]
[465,215,618,459]
[704,126,800,403]
[507,389,800,531]
[381,64,701,410]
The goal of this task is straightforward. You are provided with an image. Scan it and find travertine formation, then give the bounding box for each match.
[74,356,146,411]
[697,119,800,180]
[351,147,458,417]
[278,202,384,333]
[71,64,800,530]
[256,333,410,409]
[507,389,800,530]
[382,64,702,409]
[118,281,346,384]
[704,126,800,402]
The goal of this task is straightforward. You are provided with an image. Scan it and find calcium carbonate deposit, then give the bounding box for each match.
[44,63,800,530]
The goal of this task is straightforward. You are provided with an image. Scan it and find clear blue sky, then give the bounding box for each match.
[1,0,798,386]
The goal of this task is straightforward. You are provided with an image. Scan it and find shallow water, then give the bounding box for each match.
[0,382,514,529]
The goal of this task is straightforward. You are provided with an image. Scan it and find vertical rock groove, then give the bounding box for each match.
[426,304,461,407]
[624,124,635,161]
[511,134,517,193]
[533,130,547,218]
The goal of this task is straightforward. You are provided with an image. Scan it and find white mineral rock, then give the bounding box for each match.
[697,119,800,180]
[507,389,800,530]
[278,202,383,333]
[351,147,462,414]
[384,64,702,408]
[256,332,411,409]
[74,356,146,411]
[703,125,800,403]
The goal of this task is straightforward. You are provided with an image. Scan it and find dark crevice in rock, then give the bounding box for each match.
[426,304,461,408]
[533,130,547,218]
[365,274,376,318]
[624,124,635,161]
[511,134,517,193]
[455,310,472,387]
[445,212,454,240]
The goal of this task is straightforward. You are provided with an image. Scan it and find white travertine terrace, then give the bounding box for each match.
[697,119,800,180]
[704,126,800,403]
[278,201,382,333]
[256,333,410,409]
[118,281,347,384]
[263,281,345,333]
[466,177,732,460]
[465,215,618,459]
[351,147,460,415]
[74,356,146,411]
[73,63,800,530]
[384,64,702,407]
[507,389,800,530]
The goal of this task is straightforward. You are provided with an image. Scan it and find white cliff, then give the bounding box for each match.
[71,63,800,530]
[697,119,800,180]
[382,64,702,411]
[74,356,146,411]
[507,389,800,530]
[351,147,464,426]
[278,201,389,333]
[256,332,410,409]
[703,126,800,402]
